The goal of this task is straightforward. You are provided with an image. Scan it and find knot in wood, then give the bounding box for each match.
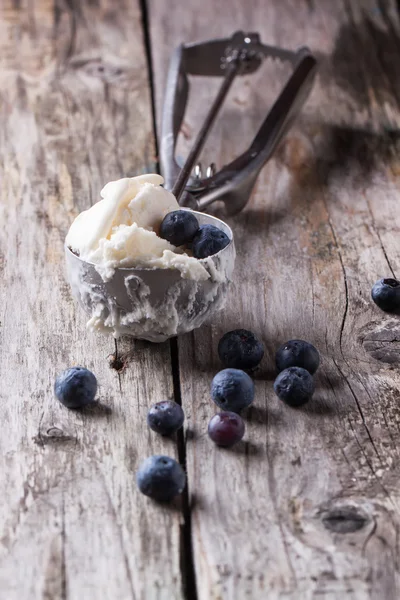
[72,58,126,82]
[359,320,400,364]
[321,504,369,534]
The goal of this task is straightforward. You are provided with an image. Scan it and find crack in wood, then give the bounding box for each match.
[324,210,349,360]
[354,371,399,456]
[110,339,124,393]
[61,492,67,600]
[362,516,378,556]
[334,359,383,464]
[347,417,396,511]
[170,337,198,600]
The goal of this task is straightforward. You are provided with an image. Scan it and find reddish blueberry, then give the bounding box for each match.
[208,411,245,447]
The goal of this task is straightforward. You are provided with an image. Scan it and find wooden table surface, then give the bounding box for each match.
[1,0,400,598]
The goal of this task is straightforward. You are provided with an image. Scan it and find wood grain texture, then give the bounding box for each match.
[0,1,184,598]
[148,0,400,598]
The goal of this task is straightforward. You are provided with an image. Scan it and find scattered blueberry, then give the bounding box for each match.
[276,339,320,374]
[274,366,314,407]
[208,411,245,447]
[159,210,199,246]
[371,278,400,312]
[218,329,264,370]
[192,224,230,259]
[136,455,186,502]
[54,367,97,409]
[147,401,184,436]
[211,368,255,413]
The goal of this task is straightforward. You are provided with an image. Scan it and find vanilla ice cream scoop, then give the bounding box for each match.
[65,174,235,341]
[66,174,208,282]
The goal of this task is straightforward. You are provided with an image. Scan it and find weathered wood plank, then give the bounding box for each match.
[0,1,183,598]
[148,0,400,598]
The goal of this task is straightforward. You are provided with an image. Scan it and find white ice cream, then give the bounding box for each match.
[66,174,209,282]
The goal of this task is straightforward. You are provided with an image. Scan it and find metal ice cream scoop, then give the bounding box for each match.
[65,210,234,342]
[65,31,317,341]
[161,30,317,212]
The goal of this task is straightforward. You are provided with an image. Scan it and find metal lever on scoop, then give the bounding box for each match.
[160,31,317,214]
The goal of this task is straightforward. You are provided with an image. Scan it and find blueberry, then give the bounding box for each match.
[275,339,320,374]
[136,455,186,502]
[54,367,97,409]
[218,329,264,370]
[274,367,314,407]
[159,210,199,246]
[208,411,245,447]
[192,224,230,259]
[371,278,400,312]
[211,368,255,413]
[147,401,184,436]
